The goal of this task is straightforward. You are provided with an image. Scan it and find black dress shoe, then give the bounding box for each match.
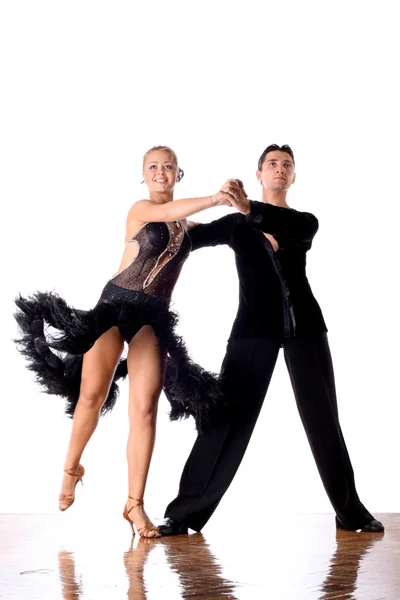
[360,519,385,533]
[335,516,385,532]
[158,517,188,536]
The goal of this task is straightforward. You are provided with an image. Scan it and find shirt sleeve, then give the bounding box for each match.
[245,200,319,248]
[189,214,236,251]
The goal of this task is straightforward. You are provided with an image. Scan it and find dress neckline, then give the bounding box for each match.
[166,220,183,236]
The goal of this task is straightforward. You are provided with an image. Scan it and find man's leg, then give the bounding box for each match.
[284,333,380,530]
[163,337,281,532]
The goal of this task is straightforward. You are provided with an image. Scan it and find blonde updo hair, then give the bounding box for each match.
[142,145,184,182]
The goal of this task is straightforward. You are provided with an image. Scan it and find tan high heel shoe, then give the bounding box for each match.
[59,464,85,512]
[123,496,161,538]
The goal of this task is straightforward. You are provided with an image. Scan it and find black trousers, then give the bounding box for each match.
[165,333,373,531]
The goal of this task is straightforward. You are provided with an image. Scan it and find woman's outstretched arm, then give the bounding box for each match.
[129,184,235,224]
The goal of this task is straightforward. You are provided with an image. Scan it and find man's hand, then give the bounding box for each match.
[221,179,250,215]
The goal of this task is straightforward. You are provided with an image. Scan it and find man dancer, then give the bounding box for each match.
[159,144,383,535]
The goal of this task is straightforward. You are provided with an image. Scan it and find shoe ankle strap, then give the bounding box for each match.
[128,495,144,507]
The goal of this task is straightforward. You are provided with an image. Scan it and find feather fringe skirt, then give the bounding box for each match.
[13,281,223,431]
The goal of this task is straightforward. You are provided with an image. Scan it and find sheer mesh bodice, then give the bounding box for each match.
[110,221,191,300]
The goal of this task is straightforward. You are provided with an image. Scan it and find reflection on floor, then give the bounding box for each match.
[1,513,399,599]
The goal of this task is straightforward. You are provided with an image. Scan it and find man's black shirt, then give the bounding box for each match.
[189,200,327,341]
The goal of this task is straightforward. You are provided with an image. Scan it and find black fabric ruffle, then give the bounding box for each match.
[14,290,223,431]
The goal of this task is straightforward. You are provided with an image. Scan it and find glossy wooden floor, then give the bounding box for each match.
[1,513,399,599]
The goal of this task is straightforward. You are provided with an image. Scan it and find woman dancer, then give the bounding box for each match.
[14,146,233,538]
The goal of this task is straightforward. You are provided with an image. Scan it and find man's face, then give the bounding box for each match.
[256,151,296,191]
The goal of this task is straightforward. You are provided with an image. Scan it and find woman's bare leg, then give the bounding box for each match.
[59,327,124,510]
[125,325,166,537]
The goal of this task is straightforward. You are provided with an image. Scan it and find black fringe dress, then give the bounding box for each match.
[14,221,222,431]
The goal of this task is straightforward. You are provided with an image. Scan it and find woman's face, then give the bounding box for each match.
[143,150,178,194]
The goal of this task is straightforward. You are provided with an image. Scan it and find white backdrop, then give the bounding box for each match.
[0,1,399,522]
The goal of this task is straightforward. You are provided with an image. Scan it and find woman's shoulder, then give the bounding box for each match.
[127,199,152,217]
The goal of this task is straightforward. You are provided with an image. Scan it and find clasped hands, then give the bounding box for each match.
[211,179,250,215]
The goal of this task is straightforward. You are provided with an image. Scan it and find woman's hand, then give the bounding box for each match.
[210,188,233,207]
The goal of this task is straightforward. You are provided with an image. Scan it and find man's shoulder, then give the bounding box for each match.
[288,205,317,219]
[281,205,318,228]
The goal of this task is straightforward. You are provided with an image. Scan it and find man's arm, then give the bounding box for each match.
[222,179,318,248]
[189,214,236,251]
[245,201,319,248]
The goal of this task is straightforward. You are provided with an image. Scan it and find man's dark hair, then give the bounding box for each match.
[257,144,295,171]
